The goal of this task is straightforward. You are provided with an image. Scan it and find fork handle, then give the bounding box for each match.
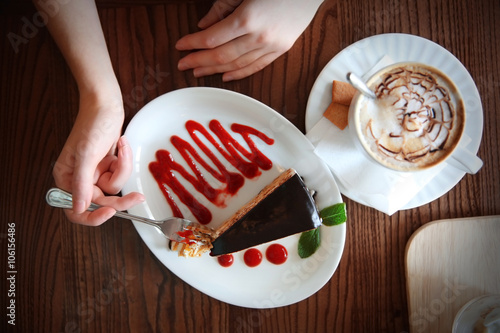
[46,188,100,211]
[45,188,162,229]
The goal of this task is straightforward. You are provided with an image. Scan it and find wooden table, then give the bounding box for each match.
[1,0,499,332]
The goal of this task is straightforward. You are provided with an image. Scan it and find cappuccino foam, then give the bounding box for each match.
[356,63,465,171]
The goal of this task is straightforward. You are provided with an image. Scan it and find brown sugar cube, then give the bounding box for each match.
[332,80,357,105]
[323,102,349,130]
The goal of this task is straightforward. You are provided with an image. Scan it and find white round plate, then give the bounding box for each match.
[122,87,346,308]
[453,294,500,332]
[305,33,483,209]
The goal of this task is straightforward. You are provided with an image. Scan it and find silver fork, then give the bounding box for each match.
[45,188,213,245]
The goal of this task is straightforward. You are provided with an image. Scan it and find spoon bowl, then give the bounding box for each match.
[346,72,377,99]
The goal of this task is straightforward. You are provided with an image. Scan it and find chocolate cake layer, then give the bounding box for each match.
[210,169,321,256]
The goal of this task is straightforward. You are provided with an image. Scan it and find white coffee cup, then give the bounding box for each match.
[348,62,482,174]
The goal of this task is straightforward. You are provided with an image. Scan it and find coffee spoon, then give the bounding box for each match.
[346,72,377,99]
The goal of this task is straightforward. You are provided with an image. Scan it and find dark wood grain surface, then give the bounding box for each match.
[1,0,499,332]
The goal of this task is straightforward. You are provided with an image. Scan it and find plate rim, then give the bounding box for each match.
[122,87,347,308]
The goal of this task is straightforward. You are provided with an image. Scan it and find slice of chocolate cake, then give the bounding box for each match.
[209,168,322,256]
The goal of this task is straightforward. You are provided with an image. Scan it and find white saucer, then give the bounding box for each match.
[305,33,483,210]
[453,294,500,333]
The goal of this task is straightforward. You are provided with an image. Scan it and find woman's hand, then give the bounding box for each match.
[176,0,324,81]
[53,92,144,226]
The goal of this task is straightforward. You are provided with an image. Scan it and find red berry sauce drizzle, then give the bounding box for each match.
[149,119,274,225]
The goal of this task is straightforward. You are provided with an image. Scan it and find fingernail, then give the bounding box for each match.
[198,17,208,29]
[104,209,116,221]
[175,40,186,50]
[192,69,202,78]
[73,199,86,214]
[222,74,234,82]
[118,137,130,157]
[120,135,129,147]
[178,61,188,71]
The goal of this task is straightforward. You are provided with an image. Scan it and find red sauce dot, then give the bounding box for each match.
[217,254,234,267]
[243,248,263,267]
[265,244,288,265]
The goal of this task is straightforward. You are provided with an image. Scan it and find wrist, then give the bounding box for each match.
[78,70,122,100]
[78,84,125,121]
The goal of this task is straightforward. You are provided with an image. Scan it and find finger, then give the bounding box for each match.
[53,156,74,192]
[94,155,117,192]
[63,206,116,226]
[71,143,100,214]
[96,136,134,194]
[176,15,246,52]
[63,189,144,226]
[192,48,264,78]
[94,192,145,212]
[197,0,241,29]
[178,33,260,72]
[222,51,282,82]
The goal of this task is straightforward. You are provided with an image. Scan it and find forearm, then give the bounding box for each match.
[35,0,121,101]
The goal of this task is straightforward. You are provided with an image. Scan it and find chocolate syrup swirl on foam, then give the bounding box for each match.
[361,65,463,169]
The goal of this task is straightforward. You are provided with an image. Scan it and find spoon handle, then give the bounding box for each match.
[346,72,377,99]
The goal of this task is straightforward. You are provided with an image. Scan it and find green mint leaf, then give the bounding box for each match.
[298,228,321,258]
[320,203,347,226]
